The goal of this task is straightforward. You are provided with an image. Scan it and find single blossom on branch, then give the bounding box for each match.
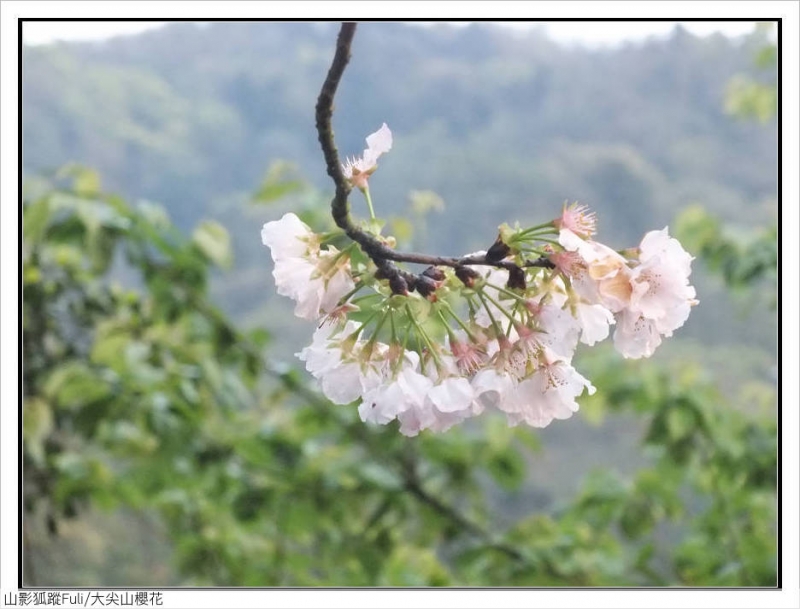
[260,22,698,436]
[342,122,393,192]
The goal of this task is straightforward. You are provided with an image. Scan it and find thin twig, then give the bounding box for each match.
[399,452,529,563]
[314,23,553,295]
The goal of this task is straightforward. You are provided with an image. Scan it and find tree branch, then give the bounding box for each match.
[399,451,529,564]
[315,22,356,232]
[315,23,553,296]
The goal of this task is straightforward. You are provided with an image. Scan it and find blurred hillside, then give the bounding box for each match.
[22,22,777,365]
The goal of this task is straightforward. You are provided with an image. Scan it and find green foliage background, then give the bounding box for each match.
[22,22,777,586]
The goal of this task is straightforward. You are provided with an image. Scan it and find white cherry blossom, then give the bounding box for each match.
[471,368,517,411]
[547,289,615,347]
[502,354,595,428]
[556,232,632,312]
[342,123,393,190]
[572,301,615,346]
[627,227,697,326]
[613,227,697,358]
[359,362,430,427]
[261,212,318,261]
[271,180,699,433]
[613,309,664,359]
[262,213,355,321]
[297,321,390,404]
[296,319,357,380]
[554,203,597,239]
[396,376,478,436]
[523,299,581,360]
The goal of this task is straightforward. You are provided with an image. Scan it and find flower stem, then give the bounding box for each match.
[391,316,411,376]
[478,287,519,324]
[485,281,529,304]
[366,305,392,345]
[351,292,383,305]
[405,303,441,366]
[436,309,458,343]
[363,188,376,221]
[506,301,520,337]
[390,308,398,343]
[517,222,558,238]
[337,282,365,306]
[476,290,503,337]
[439,301,479,343]
[347,309,380,341]
[531,237,561,247]
[519,221,556,236]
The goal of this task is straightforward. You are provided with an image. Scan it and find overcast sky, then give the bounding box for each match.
[22,20,762,48]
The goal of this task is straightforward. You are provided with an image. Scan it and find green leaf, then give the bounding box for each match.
[98,420,158,455]
[486,417,513,451]
[388,216,414,245]
[513,426,542,453]
[282,498,316,539]
[581,393,607,425]
[409,190,445,215]
[56,163,101,196]
[666,405,696,441]
[363,218,386,235]
[754,45,776,69]
[675,205,719,252]
[193,220,233,268]
[23,264,41,285]
[486,448,526,491]
[74,169,101,197]
[635,542,656,570]
[357,462,402,491]
[43,361,112,410]
[23,397,53,464]
[53,453,116,508]
[93,337,133,374]
[252,160,306,204]
[725,75,776,123]
[383,545,450,586]
[248,328,271,347]
[405,294,433,323]
[620,497,655,539]
[23,196,51,244]
[136,201,172,230]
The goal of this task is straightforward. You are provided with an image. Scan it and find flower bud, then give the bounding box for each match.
[507,266,527,290]
[455,266,480,288]
[389,274,409,296]
[486,234,511,262]
[414,275,438,301]
[422,266,446,282]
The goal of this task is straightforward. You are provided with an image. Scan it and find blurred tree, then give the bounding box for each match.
[724,23,778,124]
[23,165,776,586]
[22,166,542,585]
[677,22,777,304]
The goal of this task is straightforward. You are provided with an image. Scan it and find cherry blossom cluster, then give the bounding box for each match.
[261,125,697,436]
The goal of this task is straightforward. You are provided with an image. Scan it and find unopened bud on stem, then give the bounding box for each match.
[486,234,511,262]
[422,266,446,282]
[507,266,527,290]
[455,265,480,288]
[414,275,438,301]
[389,274,409,296]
